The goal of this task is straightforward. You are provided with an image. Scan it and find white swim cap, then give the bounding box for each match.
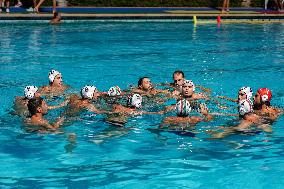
[48,69,61,83]
[176,99,192,116]
[24,86,38,99]
[108,86,122,96]
[128,94,142,108]
[239,86,253,101]
[81,85,97,99]
[238,99,253,116]
[183,80,195,91]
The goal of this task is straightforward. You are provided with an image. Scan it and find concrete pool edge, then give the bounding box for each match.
[1,6,284,23]
[1,14,284,24]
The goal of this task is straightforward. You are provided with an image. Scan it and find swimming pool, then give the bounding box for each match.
[0,22,284,188]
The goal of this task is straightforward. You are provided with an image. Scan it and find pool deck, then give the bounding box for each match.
[1,7,284,22]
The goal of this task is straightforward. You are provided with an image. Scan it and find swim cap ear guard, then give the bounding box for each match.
[183,80,195,92]
[176,99,192,117]
[24,86,38,99]
[239,86,253,101]
[108,86,122,97]
[128,94,142,108]
[48,69,61,83]
[238,99,253,116]
[81,85,97,99]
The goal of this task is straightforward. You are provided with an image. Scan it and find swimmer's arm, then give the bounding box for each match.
[131,110,164,115]
[160,117,176,127]
[196,85,211,94]
[52,0,56,13]
[257,124,272,133]
[37,86,47,94]
[189,116,203,124]
[195,93,210,100]
[210,112,239,117]
[217,96,238,103]
[131,88,143,94]
[235,120,253,131]
[86,104,109,114]
[164,105,176,113]
[40,118,62,130]
[212,98,232,110]
[271,107,284,117]
[140,110,164,115]
[210,127,236,139]
[47,99,69,110]
[171,90,180,97]
[156,89,170,95]
[157,82,173,88]
[53,116,65,128]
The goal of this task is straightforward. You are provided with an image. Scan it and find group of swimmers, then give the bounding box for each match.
[13,69,283,138]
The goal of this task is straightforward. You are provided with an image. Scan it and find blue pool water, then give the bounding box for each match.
[0,22,284,188]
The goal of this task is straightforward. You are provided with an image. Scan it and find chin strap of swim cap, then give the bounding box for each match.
[128,94,142,108]
[48,69,61,83]
[239,86,253,101]
[183,80,195,92]
[81,85,97,99]
[176,99,192,116]
[108,86,122,96]
[238,99,253,116]
[257,88,272,102]
[24,86,38,99]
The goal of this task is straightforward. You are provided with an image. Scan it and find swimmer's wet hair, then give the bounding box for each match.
[53,12,58,19]
[27,97,43,116]
[138,77,149,87]
[173,70,184,78]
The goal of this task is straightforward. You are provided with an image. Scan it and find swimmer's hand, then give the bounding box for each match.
[199,103,213,121]
[199,103,209,115]
[54,116,65,128]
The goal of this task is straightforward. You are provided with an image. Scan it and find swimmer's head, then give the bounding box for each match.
[48,69,62,86]
[238,99,253,116]
[254,88,272,107]
[81,85,98,100]
[182,80,195,97]
[176,99,192,117]
[53,12,61,19]
[27,97,48,116]
[238,86,253,102]
[138,77,153,91]
[24,86,40,99]
[258,88,272,102]
[173,70,185,87]
[108,86,122,97]
[128,94,142,108]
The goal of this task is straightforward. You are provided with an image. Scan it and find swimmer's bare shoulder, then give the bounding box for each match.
[69,94,80,101]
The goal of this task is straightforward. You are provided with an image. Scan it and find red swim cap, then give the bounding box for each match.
[257,88,272,102]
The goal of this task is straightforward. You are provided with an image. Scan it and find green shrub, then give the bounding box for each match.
[26,0,256,7]
[91,0,240,7]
